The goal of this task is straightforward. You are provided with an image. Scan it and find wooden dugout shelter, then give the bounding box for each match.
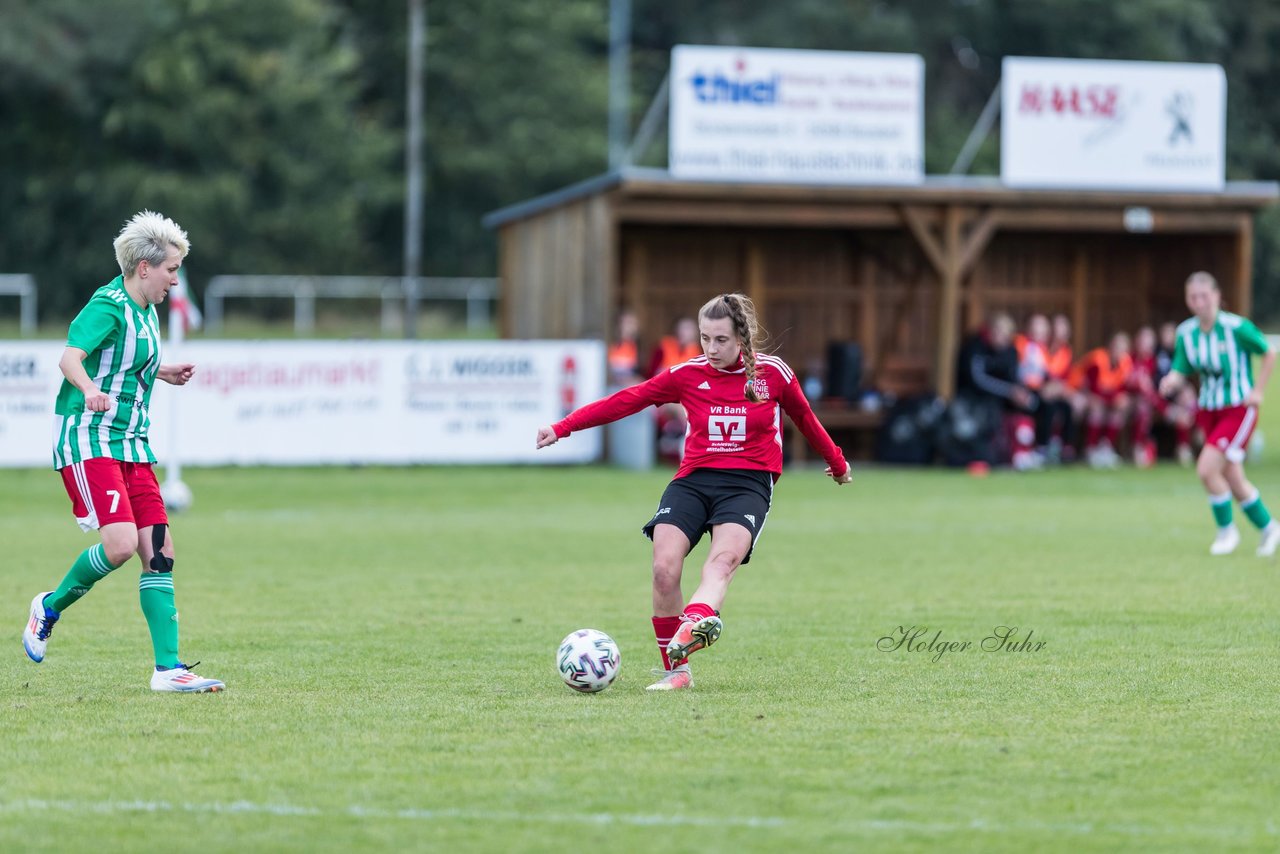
[484,167,1277,400]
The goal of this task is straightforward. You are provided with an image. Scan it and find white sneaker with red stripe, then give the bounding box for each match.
[151,662,225,693]
[22,592,57,663]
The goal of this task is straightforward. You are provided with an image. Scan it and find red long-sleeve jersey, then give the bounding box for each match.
[553,354,848,481]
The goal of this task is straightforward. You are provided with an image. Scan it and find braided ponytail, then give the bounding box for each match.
[698,293,764,403]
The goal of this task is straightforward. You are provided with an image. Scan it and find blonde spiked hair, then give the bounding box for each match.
[698,292,766,403]
[113,210,190,277]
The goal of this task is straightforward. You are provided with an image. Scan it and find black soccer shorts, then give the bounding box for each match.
[641,468,773,564]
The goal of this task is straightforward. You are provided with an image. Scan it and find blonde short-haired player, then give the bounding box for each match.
[22,211,224,692]
[1159,271,1280,557]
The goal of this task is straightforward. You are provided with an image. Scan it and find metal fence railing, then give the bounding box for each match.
[203,275,499,335]
[0,275,37,335]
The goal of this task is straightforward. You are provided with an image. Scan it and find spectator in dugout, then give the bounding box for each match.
[957,311,1040,470]
[1069,331,1134,468]
[648,316,703,462]
[1016,313,1075,464]
[1129,325,1197,467]
[1156,321,1199,465]
[607,308,643,387]
[648,316,702,379]
[1127,326,1163,468]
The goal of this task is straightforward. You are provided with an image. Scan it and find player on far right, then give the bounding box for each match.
[1159,271,1280,556]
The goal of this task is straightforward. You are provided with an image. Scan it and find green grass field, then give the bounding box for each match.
[2,454,1278,852]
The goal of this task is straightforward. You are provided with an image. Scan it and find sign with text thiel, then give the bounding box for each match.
[1001,56,1226,190]
[669,45,924,185]
[0,340,605,467]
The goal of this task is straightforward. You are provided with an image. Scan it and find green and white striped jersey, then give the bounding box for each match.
[52,276,163,468]
[1171,310,1271,411]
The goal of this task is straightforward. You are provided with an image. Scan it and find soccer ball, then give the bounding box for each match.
[557,629,621,693]
[161,479,193,512]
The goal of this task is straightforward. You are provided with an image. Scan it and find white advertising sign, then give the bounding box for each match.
[669,45,924,185]
[0,340,605,467]
[1001,56,1226,190]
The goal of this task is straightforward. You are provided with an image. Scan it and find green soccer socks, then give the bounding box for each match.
[139,572,181,669]
[45,544,119,613]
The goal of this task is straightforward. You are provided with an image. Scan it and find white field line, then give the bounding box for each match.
[0,799,1275,839]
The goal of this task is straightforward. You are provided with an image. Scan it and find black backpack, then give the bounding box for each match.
[874,395,947,465]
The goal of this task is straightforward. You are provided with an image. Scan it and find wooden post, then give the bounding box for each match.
[498,227,516,338]
[934,205,963,399]
[1236,214,1254,318]
[901,204,997,398]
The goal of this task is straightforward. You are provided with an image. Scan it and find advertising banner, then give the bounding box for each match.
[0,340,605,467]
[669,45,924,185]
[1001,56,1226,190]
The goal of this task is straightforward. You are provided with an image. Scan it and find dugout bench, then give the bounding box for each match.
[787,404,886,464]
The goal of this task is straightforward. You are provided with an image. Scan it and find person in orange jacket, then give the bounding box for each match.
[1069,331,1134,468]
[1016,313,1075,463]
[607,308,643,387]
[648,317,703,463]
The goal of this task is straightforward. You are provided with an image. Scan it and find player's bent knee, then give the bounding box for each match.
[652,570,682,598]
[101,527,139,567]
[1196,455,1223,482]
[103,543,137,567]
[706,550,744,578]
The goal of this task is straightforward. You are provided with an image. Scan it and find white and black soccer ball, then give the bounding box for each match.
[556,629,621,693]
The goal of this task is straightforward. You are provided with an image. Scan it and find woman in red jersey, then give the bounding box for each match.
[536,293,852,691]
[1069,331,1134,468]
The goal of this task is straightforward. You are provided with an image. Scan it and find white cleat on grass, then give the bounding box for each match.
[1257,523,1280,557]
[151,663,225,693]
[645,664,693,691]
[1210,526,1240,556]
[22,592,57,663]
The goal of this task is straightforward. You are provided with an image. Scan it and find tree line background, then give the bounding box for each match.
[4,0,1280,323]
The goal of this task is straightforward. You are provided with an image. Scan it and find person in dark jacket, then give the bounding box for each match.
[954,313,1039,469]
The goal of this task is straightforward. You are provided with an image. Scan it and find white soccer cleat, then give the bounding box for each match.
[22,592,57,663]
[645,664,693,691]
[151,662,225,693]
[1257,523,1280,557]
[1210,526,1240,556]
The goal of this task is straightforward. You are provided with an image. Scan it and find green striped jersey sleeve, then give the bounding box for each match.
[66,296,120,353]
[1171,332,1192,374]
[1235,318,1271,355]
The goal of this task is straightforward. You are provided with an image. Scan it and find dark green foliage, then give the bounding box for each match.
[0,0,401,317]
[3,1,1280,321]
